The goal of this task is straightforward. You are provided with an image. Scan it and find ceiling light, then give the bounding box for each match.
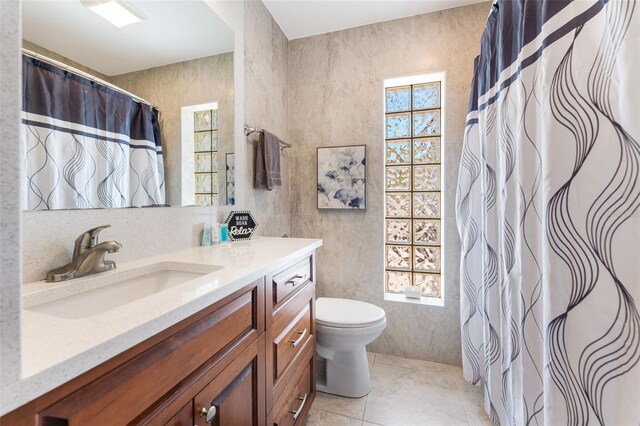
[81,0,146,28]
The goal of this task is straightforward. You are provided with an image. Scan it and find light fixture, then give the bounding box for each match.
[81,0,146,28]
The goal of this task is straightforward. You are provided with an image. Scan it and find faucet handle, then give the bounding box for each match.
[73,225,111,259]
[87,225,111,248]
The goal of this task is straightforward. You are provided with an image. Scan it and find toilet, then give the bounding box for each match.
[315,297,386,398]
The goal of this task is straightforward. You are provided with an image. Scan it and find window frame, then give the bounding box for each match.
[383,72,446,307]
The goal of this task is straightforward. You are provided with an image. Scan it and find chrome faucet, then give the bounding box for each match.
[46,225,122,282]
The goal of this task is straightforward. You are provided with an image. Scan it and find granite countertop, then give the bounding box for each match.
[5,237,322,415]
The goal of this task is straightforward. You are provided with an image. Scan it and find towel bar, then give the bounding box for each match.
[244,124,292,151]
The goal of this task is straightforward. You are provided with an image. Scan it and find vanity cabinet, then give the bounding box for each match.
[1,251,317,426]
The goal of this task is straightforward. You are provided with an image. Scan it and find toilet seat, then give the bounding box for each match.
[316,317,387,338]
[316,297,386,328]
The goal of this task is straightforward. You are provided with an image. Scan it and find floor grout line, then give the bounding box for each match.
[361,393,369,421]
[371,352,464,375]
[313,391,368,420]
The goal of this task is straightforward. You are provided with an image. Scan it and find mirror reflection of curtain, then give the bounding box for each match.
[22,55,165,210]
[456,0,639,424]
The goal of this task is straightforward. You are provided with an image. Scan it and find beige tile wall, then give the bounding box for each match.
[243,0,291,238]
[287,2,489,365]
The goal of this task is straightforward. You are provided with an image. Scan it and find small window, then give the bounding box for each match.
[384,73,444,306]
[194,108,219,206]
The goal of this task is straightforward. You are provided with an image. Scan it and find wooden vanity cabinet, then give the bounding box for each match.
[1,252,317,426]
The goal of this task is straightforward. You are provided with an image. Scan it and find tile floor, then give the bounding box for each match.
[305,352,493,426]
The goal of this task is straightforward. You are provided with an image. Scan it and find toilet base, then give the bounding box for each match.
[315,344,371,398]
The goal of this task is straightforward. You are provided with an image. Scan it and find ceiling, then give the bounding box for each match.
[22,0,234,77]
[263,0,487,40]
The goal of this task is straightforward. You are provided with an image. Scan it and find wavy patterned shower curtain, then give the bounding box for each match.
[456,0,639,424]
[22,55,165,210]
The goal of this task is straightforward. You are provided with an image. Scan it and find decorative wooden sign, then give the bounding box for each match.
[225,211,258,241]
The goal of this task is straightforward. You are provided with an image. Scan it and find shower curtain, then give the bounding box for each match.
[22,55,165,210]
[456,0,639,425]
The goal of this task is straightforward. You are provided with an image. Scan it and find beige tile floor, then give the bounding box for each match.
[305,353,493,426]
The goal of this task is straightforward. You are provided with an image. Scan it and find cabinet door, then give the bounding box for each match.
[164,401,193,426]
[194,337,265,426]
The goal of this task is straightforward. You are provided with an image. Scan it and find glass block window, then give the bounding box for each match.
[384,76,443,302]
[194,108,219,206]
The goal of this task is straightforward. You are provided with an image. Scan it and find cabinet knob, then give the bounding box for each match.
[199,405,217,424]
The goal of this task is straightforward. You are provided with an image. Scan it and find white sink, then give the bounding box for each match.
[26,262,222,319]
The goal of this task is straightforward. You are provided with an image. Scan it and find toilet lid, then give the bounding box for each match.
[316,298,386,328]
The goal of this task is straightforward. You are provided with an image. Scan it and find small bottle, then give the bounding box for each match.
[201,224,212,246]
[211,223,220,244]
[219,223,229,243]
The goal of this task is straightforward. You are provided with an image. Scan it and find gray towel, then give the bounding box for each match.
[254,130,282,190]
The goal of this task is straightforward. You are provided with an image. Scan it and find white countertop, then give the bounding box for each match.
[3,237,322,415]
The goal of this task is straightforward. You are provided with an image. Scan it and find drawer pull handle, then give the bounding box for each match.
[286,273,308,286]
[290,328,307,347]
[290,393,308,420]
[199,405,217,424]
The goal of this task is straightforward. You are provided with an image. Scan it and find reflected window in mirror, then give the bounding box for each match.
[194,108,219,206]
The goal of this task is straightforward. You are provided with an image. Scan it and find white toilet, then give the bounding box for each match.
[315,297,386,398]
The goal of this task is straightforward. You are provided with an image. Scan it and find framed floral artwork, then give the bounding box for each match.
[317,145,366,210]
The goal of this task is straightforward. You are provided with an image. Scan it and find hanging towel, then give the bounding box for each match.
[254,130,282,190]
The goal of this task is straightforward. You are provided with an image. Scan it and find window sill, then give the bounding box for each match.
[384,292,444,307]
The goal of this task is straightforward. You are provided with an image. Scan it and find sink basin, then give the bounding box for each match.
[26,262,222,319]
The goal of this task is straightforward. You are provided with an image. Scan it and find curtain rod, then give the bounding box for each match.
[22,48,158,110]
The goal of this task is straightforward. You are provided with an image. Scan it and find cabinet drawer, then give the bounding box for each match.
[40,280,264,425]
[266,282,315,409]
[274,302,311,380]
[271,256,311,308]
[269,343,315,426]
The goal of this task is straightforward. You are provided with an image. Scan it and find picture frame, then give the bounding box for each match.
[225,153,235,205]
[317,145,366,210]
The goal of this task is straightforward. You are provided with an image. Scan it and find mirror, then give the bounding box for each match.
[21,0,235,210]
